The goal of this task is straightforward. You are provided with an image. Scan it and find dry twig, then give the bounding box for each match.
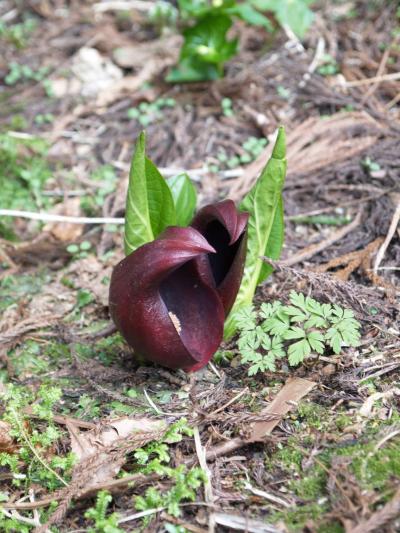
[373,196,400,274]
[279,209,363,267]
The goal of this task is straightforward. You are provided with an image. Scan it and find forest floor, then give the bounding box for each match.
[0,1,399,532]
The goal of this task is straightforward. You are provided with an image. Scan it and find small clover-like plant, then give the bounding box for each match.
[235,291,361,375]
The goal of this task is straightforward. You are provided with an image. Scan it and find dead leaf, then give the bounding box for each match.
[67,417,166,487]
[112,35,181,69]
[249,377,316,442]
[359,389,397,418]
[44,198,83,242]
[0,421,18,454]
[212,511,285,533]
[73,47,123,97]
[66,256,113,306]
[51,77,82,98]
[95,57,174,108]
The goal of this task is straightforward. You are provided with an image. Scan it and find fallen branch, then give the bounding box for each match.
[336,71,400,88]
[0,209,124,225]
[1,473,156,510]
[93,0,155,12]
[374,196,400,274]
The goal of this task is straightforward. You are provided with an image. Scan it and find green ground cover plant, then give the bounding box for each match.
[235,291,361,374]
[0,132,52,238]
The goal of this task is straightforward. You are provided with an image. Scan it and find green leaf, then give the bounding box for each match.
[283,326,306,340]
[288,338,311,365]
[258,194,285,282]
[307,331,325,354]
[261,354,276,372]
[227,3,273,30]
[289,291,306,308]
[259,301,283,319]
[325,328,343,354]
[145,158,176,236]
[179,14,237,74]
[262,310,290,336]
[178,0,235,19]
[166,173,197,226]
[276,0,314,38]
[240,347,260,365]
[224,127,287,338]
[124,132,176,255]
[241,329,263,350]
[250,0,314,38]
[263,335,285,359]
[76,289,94,309]
[166,56,221,83]
[331,305,344,319]
[327,304,361,351]
[341,327,360,347]
[304,314,326,329]
[283,305,308,322]
[236,305,257,330]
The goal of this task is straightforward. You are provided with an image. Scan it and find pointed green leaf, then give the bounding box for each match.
[307,331,325,354]
[283,326,306,340]
[224,127,287,338]
[288,339,311,365]
[258,195,285,282]
[166,173,197,226]
[124,132,176,255]
[145,157,176,236]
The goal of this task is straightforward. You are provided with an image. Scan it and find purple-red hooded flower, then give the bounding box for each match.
[109,201,248,372]
[191,200,249,315]
[109,226,225,372]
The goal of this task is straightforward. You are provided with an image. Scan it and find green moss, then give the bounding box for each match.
[335,413,353,431]
[268,438,303,473]
[0,270,50,311]
[296,401,330,430]
[336,440,400,492]
[0,132,53,237]
[289,468,326,499]
[317,521,344,533]
[267,411,400,532]
[9,340,49,376]
[271,502,330,531]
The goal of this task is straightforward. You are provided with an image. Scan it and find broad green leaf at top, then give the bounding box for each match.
[178,0,235,19]
[124,132,176,255]
[250,0,315,38]
[227,3,273,31]
[166,173,197,226]
[224,127,287,338]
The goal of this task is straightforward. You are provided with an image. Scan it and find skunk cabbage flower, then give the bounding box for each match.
[191,200,249,315]
[109,226,225,372]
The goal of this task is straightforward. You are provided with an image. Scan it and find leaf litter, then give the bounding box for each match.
[0,1,399,532]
